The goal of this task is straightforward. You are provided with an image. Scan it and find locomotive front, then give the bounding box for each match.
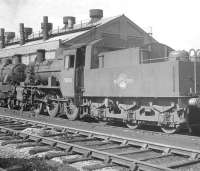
[0,54,26,107]
[0,55,26,84]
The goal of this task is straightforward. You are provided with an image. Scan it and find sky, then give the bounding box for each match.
[0,0,200,50]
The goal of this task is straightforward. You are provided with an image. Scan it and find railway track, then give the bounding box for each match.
[0,107,191,138]
[0,115,200,170]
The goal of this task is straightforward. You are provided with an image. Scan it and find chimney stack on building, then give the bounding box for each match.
[63,16,76,29]
[19,23,25,45]
[0,28,5,49]
[24,27,33,40]
[89,9,103,23]
[5,32,15,43]
[41,16,53,40]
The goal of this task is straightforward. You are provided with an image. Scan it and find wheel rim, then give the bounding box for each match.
[47,101,59,118]
[126,121,138,129]
[161,125,179,134]
[64,103,79,120]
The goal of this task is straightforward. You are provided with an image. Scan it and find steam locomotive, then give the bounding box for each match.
[0,9,200,134]
[0,46,199,134]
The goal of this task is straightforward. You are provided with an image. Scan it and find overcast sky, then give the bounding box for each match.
[0,0,199,50]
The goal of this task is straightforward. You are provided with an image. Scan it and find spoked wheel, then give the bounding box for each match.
[47,101,60,118]
[7,98,15,109]
[64,102,79,120]
[33,103,43,116]
[161,125,180,134]
[126,121,138,129]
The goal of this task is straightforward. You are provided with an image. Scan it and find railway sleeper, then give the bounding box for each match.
[97,144,130,150]
[1,139,31,146]
[65,137,96,143]
[141,153,173,161]
[82,163,115,171]
[44,151,73,160]
[169,159,200,169]
[64,156,92,164]
[162,158,199,168]
[116,149,150,156]
[29,146,56,155]
[16,142,46,149]
[0,136,17,141]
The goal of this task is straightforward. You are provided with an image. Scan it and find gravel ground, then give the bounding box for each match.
[0,157,57,171]
[0,128,78,171]
[0,139,31,158]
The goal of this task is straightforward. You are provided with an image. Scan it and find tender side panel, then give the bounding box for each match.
[84,61,179,97]
[179,61,200,96]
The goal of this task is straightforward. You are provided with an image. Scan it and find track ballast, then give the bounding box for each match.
[0,114,200,170]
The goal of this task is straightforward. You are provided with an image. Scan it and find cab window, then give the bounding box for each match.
[65,55,75,69]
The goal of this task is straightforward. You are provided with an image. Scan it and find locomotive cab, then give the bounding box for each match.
[60,46,86,103]
[59,46,86,120]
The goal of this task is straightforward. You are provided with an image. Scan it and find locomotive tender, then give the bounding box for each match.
[0,9,199,133]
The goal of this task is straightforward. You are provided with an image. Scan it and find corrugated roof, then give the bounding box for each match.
[0,30,89,57]
[0,15,121,58]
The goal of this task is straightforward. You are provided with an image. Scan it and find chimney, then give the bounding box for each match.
[24,27,32,40]
[19,23,25,45]
[5,32,15,43]
[0,28,5,49]
[63,16,76,29]
[41,16,52,40]
[89,9,103,23]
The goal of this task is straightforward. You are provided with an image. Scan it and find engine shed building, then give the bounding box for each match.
[0,9,172,66]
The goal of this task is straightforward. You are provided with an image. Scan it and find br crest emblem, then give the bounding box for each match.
[114,73,133,89]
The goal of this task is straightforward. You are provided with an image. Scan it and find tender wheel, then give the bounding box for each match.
[64,102,79,120]
[161,125,180,134]
[126,121,138,129]
[47,101,60,118]
[33,103,43,116]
